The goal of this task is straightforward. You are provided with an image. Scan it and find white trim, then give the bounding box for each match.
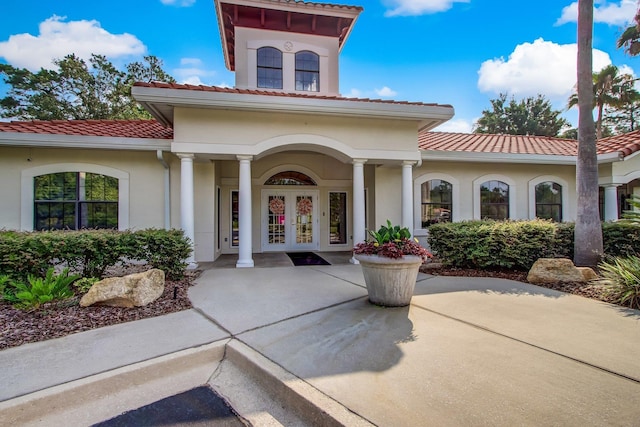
[0,133,170,151]
[528,175,569,222]
[133,86,454,130]
[21,163,130,231]
[473,174,517,220]
[255,164,323,187]
[413,172,460,229]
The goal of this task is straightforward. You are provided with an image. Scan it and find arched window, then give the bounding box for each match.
[295,51,319,92]
[480,180,509,220]
[34,172,118,230]
[420,179,452,226]
[535,181,562,222]
[264,171,316,186]
[257,47,283,89]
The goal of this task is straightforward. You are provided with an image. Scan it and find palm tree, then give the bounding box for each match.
[574,0,603,267]
[568,64,627,139]
[617,9,640,56]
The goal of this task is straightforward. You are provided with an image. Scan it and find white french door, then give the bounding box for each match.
[261,189,319,252]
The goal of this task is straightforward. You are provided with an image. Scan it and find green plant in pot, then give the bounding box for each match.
[353,220,431,307]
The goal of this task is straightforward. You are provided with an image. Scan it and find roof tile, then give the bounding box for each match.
[0,120,173,139]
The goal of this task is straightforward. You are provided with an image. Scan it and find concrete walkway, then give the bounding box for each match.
[1,261,640,426]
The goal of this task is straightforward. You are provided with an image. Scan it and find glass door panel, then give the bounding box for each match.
[295,195,313,244]
[267,195,286,246]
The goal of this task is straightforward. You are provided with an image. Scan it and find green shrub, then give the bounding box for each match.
[595,256,640,309]
[0,229,191,282]
[7,267,79,310]
[428,220,558,270]
[73,277,99,294]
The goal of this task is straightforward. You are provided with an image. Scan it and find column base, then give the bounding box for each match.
[236,259,255,268]
[186,261,199,270]
[350,257,360,265]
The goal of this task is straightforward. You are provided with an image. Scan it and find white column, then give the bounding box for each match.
[236,156,254,268]
[178,153,197,269]
[402,161,415,231]
[351,159,367,264]
[603,184,620,221]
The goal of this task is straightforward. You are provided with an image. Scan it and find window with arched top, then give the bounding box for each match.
[34,172,118,230]
[535,181,562,222]
[420,179,452,226]
[264,171,317,186]
[257,47,283,89]
[295,51,319,92]
[480,180,509,220]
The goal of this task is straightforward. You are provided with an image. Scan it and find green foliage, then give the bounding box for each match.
[0,54,175,120]
[73,277,99,294]
[621,194,640,224]
[368,220,412,244]
[7,268,79,310]
[595,256,640,309]
[428,220,640,271]
[428,220,558,270]
[474,93,570,137]
[0,229,190,282]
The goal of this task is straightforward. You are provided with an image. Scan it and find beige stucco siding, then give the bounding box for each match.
[0,147,169,231]
[415,161,577,223]
[610,153,640,183]
[172,108,420,161]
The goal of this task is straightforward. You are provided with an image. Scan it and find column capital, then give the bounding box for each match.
[600,183,621,187]
[352,158,368,165]
[176,153,195,160]
[402,160,417,167]
[236,155,254,162]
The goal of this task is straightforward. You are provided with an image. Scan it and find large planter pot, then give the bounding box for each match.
[354,254,423,307]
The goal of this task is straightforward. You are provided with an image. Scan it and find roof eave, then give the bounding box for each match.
[132,86,455,126]
[421,150,579,165]
[0,132,172,151]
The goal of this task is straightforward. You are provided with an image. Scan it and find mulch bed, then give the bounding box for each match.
[0,269,198,351]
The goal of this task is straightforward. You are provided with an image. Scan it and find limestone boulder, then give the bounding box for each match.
[527,258,586,284]
[80,269,165,308]
[577,266,599,281]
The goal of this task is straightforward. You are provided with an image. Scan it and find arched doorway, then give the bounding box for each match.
[261,171,319,252]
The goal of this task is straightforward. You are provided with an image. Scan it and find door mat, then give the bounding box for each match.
[286,252,331,266]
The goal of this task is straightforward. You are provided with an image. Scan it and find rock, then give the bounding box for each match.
[577,266,598,281]
[80,269,165,308]
[527,258,586,284]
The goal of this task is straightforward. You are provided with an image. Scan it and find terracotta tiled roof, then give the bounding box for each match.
[133,81,452,108]
[595,129,640,156]
[0,119,173,139]
[418,132,580,156]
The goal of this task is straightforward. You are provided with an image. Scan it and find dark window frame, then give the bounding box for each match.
[295,51,319,92]
[535,181,563,222]
[257,47,283,89]
[480,180,509,220]
[420,179,453,227]
[34,172,118,230]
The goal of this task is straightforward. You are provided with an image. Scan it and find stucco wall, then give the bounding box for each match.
[611,153,640,183]
[415,160,578,224]
[0,147,168,231]
[234,27,339,95]
[173,108,420,159]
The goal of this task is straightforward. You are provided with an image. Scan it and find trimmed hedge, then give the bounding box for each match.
[0,229,191,281]
[427,220,640,271]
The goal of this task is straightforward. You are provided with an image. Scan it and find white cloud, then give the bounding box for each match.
[477,38,612,103]
[344,88,363,98]
[173,57,217,85]
[0,15,146,71]
[383,0,470,17]
[375,86,398,97]
[556,0,637,26]
[432,118,474,133]
[160,0,196,6]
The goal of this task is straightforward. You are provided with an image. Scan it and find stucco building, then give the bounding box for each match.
[1,0,640,268]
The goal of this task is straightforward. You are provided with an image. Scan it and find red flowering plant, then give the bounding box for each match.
[353,220,432,261]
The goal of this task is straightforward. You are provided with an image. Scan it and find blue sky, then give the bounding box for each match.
[0,0,637,132]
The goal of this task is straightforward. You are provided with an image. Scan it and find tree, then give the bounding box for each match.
[567,64,634,138]
[574,0,603,267]
[0,54,175,120]
[603,73,640,134]
[474,93,570,136]
[617,9,640,56]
